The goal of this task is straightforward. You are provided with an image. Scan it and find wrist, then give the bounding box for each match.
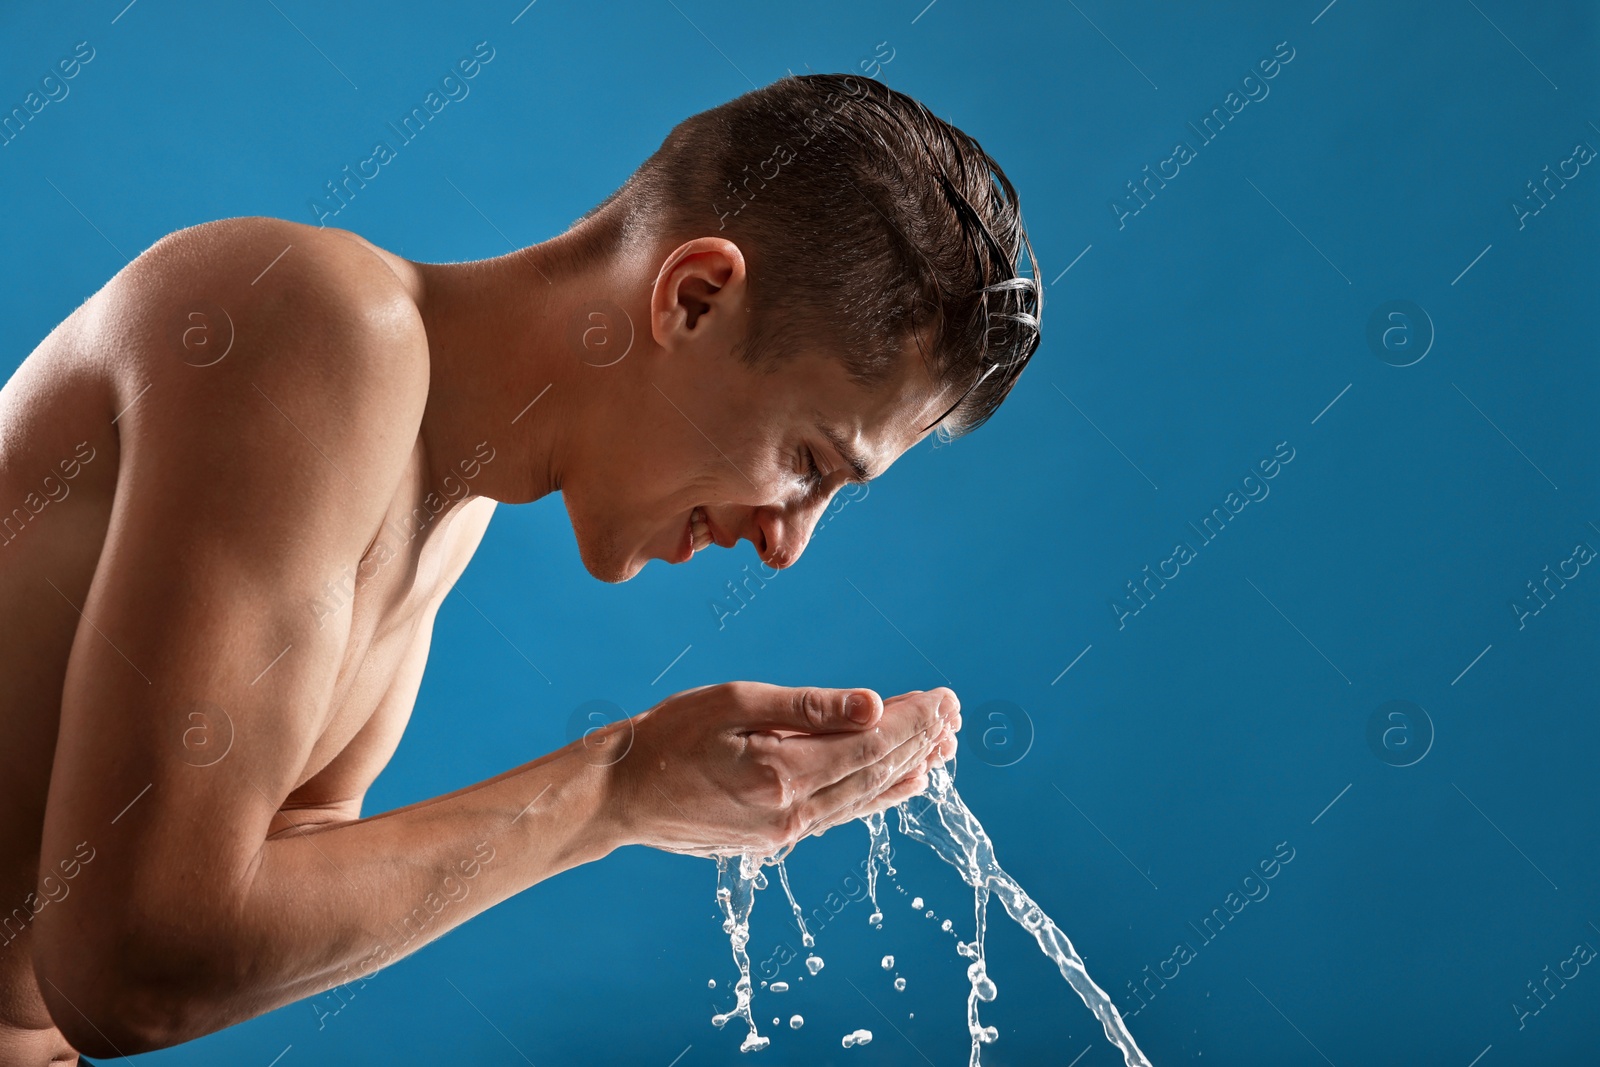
[518,741,628,870]
[588,737,648,854]
[568,739,642,864]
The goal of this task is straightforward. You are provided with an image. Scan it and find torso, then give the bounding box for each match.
[0,223,491,1063]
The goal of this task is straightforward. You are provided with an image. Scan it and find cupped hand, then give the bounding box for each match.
[595,682,961,859]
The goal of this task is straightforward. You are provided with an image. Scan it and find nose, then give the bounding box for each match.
[751,501,823,570]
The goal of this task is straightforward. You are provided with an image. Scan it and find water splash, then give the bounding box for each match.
[896,764,1151,1067]
[774,859,815,948]
[863,810,893,925]
[706,764,1149,1065]
[709,854,770,1053]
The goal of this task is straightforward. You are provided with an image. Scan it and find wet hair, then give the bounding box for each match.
[580,73,1041,439]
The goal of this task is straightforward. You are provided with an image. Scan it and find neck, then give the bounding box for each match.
[411,225,630,508]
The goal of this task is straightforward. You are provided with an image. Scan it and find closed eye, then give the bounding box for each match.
[798,445,826,497]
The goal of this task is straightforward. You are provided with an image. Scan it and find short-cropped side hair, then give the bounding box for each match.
[589,73,1042,439]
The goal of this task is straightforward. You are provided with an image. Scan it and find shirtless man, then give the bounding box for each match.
[0,74,1038,1063]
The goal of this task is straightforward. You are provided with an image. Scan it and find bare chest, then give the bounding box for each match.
[278,455,499,821]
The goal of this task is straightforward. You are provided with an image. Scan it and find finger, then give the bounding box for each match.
[848,764,932,822]
[797,725,941,835]
[749,687,948,791]
[737,683,882,734]
[885,688,962,745]
[797,729,933,837]
[821,694,959,828]
[835,736,950,827]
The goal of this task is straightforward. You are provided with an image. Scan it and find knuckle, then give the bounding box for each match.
[864,758,895,794]
[745,763,789,809]
[774,807,806,848]
[793,687,825,728]
[872,761,895,792]
[857,733,890,765]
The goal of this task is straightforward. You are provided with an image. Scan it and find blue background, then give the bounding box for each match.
[3,1,1597,1064]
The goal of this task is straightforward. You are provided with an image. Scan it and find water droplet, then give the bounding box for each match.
[941,919,953,932]
[967,960,998,1002]
[708,978,716,989]
[769,981,789,993]
[841,1028,874,1048]
[894,977,907,991]
[805,955,825,975]
[911,896,924,909]
[925,910,935,918]
[881,955,895,969]
[789,1015,804,1030]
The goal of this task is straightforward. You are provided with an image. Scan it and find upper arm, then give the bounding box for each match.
[34,218,429,980]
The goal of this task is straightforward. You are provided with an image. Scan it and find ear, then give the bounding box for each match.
[649,237,748,352]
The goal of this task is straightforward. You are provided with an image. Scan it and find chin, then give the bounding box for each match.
[564,498,638,583]
[574,533,644,584]
[605,558,647,583]
[577,544,639,584]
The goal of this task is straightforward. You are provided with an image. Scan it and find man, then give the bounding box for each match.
[0,73,1039,1062]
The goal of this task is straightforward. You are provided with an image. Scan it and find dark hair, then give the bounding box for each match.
[586,73,1041,439]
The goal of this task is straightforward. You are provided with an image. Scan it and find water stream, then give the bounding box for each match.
[709,763,1152,1065]
[896,764,1151,1066]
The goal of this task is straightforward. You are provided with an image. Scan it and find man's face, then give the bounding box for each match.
[563,329,941,584]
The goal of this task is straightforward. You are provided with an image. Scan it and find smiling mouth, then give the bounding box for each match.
[689,506,712,553]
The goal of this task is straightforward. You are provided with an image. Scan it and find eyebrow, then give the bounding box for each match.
[816,420,874,483]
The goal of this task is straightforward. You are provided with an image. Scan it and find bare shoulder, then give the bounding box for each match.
[62,217,438,578]
[89,216,429,489]
[100,216,428,386]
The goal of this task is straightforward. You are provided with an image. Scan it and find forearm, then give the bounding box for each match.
[148,740,618,1044]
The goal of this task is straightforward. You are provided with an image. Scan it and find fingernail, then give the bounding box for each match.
[847,693,871,724]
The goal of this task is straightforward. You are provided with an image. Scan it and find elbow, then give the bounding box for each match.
[37,965,184,1057]
[35,921,235,1056]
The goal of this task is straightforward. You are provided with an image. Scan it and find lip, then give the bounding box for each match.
[670,509,695,564]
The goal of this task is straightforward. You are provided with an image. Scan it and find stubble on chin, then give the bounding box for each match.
[581,525,637,584]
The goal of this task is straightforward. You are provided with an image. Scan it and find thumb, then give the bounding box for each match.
[758,686,881,733]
